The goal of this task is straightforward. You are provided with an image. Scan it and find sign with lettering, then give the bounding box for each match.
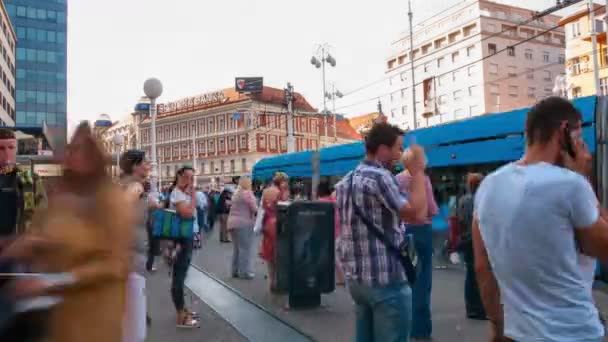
[34,164,62,177]
[158,91,226,114]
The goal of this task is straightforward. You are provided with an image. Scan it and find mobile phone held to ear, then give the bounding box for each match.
[562,124,577,159]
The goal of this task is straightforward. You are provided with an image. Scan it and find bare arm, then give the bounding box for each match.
[176,201,195,218]
[472,216,503,340]
[569,177,608,263]
[173,188,196,218]
[246,191,258,213]
[575,215,608,264]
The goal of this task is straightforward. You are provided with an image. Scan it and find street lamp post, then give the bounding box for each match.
[112,134,124,178]
[143,78,163,198]
[325,82,343,141]
[311,44,337,144]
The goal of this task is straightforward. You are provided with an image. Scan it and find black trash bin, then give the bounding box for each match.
[275,201,335,309]
[274,201,291,293]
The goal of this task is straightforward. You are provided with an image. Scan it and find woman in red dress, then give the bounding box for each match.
[259,172,289,292]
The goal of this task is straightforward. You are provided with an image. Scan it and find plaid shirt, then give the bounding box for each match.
[335,160,409,286]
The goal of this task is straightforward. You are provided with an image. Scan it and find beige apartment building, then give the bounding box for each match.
[386,0,566,130]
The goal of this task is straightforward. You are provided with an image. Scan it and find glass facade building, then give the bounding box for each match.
[5,0,67,144]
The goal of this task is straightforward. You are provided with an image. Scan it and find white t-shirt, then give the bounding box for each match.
[170,188,198,233]
[475,162,603,341]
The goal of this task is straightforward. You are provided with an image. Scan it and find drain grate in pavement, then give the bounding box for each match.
[186,265,314,342]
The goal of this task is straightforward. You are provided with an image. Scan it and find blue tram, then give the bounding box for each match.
[252,95,606,275]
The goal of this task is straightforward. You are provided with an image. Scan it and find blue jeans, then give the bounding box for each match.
[409,224,433,338]
[171,239,193,311]
[348,280,412,342]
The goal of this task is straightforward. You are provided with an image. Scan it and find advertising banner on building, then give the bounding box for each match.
[423,77,436,117]
[235,77,264,93]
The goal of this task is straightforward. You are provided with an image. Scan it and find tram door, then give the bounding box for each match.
[593,97,608,281]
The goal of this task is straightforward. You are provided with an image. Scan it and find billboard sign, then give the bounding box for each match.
[34,164,63,177]
[235,77,263,93]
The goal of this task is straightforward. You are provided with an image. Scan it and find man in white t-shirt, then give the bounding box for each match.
[473,97,608,341]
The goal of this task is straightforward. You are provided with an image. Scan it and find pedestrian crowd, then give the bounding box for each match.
[0,95,607,342]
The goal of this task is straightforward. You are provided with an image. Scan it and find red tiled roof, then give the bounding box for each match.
[348,112,380,133]
[313,115,362,141]
[336,119,362,140]
[143,86,317,122]
[250,87,317,112]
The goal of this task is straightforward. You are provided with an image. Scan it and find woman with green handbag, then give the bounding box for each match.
[167,166,199,329]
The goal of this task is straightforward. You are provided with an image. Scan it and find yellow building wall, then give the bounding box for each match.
[565,10,608,97]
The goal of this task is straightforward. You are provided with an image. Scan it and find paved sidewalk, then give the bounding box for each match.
[146,263,246,342]
[192,228,608,342]
[193,229,491,342]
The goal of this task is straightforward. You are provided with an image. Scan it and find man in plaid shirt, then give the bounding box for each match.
[336,123,428,342]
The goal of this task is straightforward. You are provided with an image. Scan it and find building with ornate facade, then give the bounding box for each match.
[130,85,359,186]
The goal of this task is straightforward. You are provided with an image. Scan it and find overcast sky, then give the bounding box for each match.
[67,0,592,134]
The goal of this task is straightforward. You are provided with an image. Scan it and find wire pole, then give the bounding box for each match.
[408,0,417,129]
[322,46,328,141]
[589,0,601,94]
[285,83,295,153]
[331,83,338,141]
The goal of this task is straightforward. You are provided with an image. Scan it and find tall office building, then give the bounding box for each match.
[0,1,16,127]
[5,0,67,144]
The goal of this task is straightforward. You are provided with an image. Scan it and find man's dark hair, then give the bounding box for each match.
[0,128,16,140]
[119,149,145,175]
[364,122,404,154]
[525,96,581,146]
[176,165,195,178]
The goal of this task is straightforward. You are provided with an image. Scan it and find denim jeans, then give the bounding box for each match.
[171,239,193,311]
[231,227,254,276]
[462,240,486,317]
[410,224,433,338]
[145,224,160,271]
[348,280,412,342]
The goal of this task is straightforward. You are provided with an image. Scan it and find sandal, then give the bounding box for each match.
[184,309,199,319]
[177,315,200,329]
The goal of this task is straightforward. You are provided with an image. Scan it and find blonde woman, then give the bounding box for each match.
[227,177,258,279]
[396,147,435,339]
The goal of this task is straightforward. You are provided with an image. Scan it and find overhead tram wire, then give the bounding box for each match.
[309,2,467,110]
[334,46,602,113]
[331,0,585,101]
[333,7,601,112]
